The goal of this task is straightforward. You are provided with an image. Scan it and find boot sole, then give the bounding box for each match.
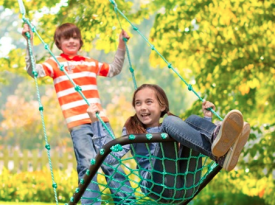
[211,110,244,157]
[223,122,250,171]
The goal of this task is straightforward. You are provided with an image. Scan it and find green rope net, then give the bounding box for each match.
[67,133,219,205]
[17,0,221,204]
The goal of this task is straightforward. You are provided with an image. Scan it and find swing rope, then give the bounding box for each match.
[18,0,221,204]
[18,1,59,204]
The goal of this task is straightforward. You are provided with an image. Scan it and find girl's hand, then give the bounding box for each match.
[87,104,100,123]
[22,24,33,41]
[118,30,130,50]
[202,101,215,118]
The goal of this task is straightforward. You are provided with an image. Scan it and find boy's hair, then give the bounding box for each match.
[54,23,83,50]
[124,84,175,134]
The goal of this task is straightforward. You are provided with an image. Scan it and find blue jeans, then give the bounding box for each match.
[162,115,216,161]
[140,115,216,203]
[70,123,133,205]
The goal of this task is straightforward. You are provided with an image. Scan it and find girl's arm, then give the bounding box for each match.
[202,101,215,121]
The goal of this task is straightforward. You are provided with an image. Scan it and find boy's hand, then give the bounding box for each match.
[118,30,130,50]
[87,104,100,123]
[202,101,215,118]
[22,24,33,41]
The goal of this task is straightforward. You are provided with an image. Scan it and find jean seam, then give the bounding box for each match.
[185,118,213,136]
[163,118,213,157]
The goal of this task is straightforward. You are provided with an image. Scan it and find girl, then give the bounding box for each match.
[87,84,250,203]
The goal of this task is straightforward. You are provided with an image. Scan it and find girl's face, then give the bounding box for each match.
[134,87,165,128]
[60,34,81,56]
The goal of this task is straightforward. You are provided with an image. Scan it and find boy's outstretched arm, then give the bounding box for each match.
[22,24,46,78]
[118,30,130,50]
[107,30,131,77]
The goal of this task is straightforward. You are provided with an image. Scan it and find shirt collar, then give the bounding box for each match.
[60,53,86,61]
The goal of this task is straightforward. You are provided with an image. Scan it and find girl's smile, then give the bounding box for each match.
[134,88,165,128]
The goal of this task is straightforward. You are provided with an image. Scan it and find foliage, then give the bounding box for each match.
[144,0,275,182]
[193,169,271,205]
[0,167,77,203]
[0,166,273,204]
[0,84,71,150]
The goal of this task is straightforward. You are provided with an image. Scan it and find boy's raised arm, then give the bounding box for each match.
[22,24,46,78]
[107,30,130,77]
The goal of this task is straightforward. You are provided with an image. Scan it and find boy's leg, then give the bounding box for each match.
[70,124,101,205]
[93,123,135,203]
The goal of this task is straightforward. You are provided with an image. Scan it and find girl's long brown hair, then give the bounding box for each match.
[124,84,175,134]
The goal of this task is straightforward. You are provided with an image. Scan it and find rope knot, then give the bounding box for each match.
[60,65,64,71]
[52,183,57,188]
[44,44,49,50]
[111,144,123,152]
[90,159,96,165]
[45,144,51,150]
[100,149,105,155]
[32,71,38,77]
[129,66,134,72]
[146,134,153,140]
[188,84,193,91]
[161,133,168,139]
[75,85,82,92]
[70,197,74,202]
[168,63,172,69]
[133,26,138,31]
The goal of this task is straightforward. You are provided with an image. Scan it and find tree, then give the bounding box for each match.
[146,0,275,178]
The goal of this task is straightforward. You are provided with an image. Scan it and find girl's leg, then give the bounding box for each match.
[161,115,216,160]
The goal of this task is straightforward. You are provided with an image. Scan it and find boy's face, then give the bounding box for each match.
[60,34,81,56]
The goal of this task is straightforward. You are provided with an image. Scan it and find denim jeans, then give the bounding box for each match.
[140,115,216,203]
[70,123,133,205]
[162,115,217,161]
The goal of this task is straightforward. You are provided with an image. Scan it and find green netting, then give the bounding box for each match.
[67,133,219,205]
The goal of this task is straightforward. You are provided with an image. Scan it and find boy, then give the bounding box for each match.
[22,23,133,204]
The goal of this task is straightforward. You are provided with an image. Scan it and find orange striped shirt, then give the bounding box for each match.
[41,55,110,129]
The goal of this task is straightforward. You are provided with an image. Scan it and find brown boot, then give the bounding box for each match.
[217,122,250,171]
[212,110,244,157]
